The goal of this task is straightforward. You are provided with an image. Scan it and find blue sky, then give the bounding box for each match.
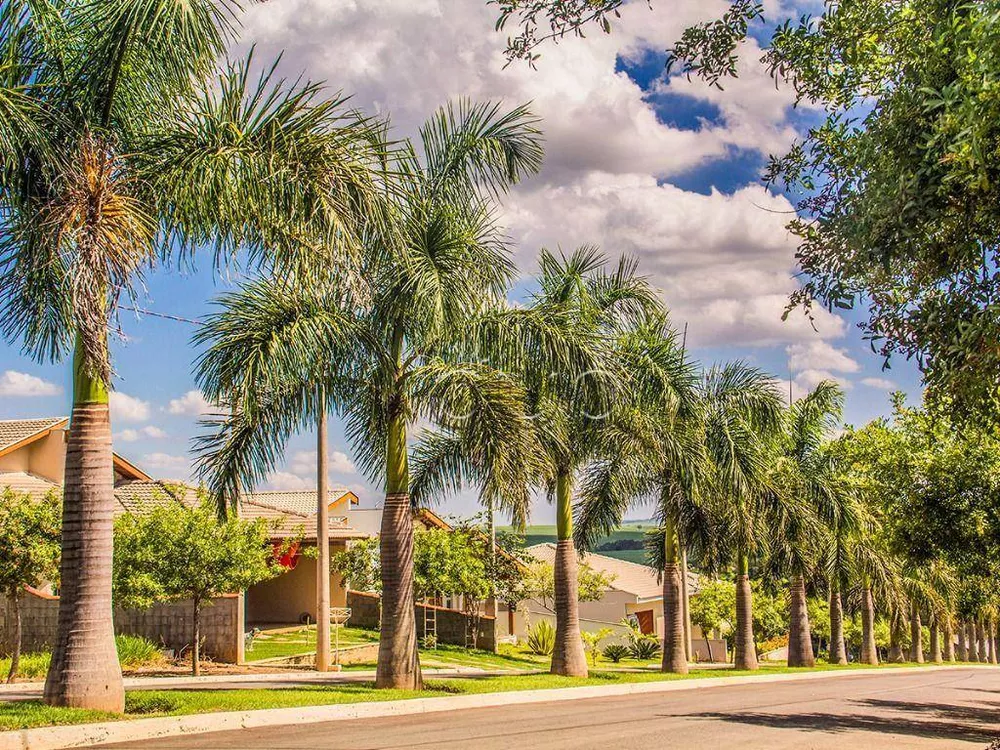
[0,0,924,523]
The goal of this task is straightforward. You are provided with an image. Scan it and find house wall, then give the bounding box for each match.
[0,430,66,482]
[1,588,244,664]
[246,542,348,626]
[346,590,497,652]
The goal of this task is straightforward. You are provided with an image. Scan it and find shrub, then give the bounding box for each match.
[116,634,165,670]
[602,643,629,663]
[628,636,661,661]
[421,634,438,650]
[526,620,556,656]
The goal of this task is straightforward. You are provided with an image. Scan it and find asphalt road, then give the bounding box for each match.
[98,668,1000,750]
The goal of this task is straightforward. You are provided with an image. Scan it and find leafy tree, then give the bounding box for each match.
[113,497,285,675]
[521,558,615,612]
[0,0,387,711]
[0,490,60,683]
[332,538,381,594]
[581,627,615,666]
[689,579,734,663]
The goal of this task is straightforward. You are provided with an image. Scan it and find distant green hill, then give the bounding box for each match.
[500,521,658,565]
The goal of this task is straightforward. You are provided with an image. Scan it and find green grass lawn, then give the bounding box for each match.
[246,626,379,662]
[0,661,955,732]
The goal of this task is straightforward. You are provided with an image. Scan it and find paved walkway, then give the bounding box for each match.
[97,667,1000,749]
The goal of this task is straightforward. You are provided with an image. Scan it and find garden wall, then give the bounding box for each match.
[346,590,497,652]
[0,588,244,664]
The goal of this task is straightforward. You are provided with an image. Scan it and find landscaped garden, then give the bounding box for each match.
[245,626,379,663]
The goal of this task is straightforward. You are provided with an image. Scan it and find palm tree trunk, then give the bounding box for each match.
[991,621,998,665]
[550,470,588,678]
[929,618,942,664]
[375,409,422,690]
[944,617,955,662]
[6,589,21,684]
[957,619,967,661]
[970,622,981,662]
[315,392,331,673]
[977,621,988,663]
[787,574,815,667]
[888,619,904,663]
[909,604,923,663]
[733,549,757,671]
[680,545,692,661]
[44,344,124,711]
[660,514,687,674]
[828,584,847,665]
[860,585,879,665]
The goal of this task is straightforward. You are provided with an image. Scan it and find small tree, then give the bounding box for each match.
[689,579,735,663]
[522,560,615,613]
[0,490,60,683]
[114,495,285,675]
[333,538,381,594]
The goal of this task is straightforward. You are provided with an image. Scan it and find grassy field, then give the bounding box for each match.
[506,521,657,564]
[246,626,379,663]
[0,662,944,731]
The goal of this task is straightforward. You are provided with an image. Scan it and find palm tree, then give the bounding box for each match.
[770,380,844,668]
[0,0,386,710]
[194,100,545,690]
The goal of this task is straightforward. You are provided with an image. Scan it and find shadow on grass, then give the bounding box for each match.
[687,697,1000,744]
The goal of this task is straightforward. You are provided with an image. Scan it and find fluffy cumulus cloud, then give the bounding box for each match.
[232,0,839,350]
[167,390,213,417]
[109,391,150,423]
[114,425,168,443]
[140,452,190,477]
[793,368,853,396]
[861,376,897,390]
[0,370,61,397]
[787,340,860,375]
[264,471,314,491]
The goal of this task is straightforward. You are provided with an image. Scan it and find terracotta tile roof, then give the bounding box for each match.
[242,489,356,516]
[526,543,700,601]
[0,471,60,499]
[239,496,357,540]
[0,418,66,454]
[113,480,199,515]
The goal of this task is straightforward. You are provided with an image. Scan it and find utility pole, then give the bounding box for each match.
[316,386,331,672]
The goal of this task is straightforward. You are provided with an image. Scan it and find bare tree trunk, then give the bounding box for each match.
[787,575,815,667]
[828,585,847,665]
[733,550,757,671]
[660,516,687,674]
[6,590,21,684]
[909,604,924,663]
[44,356,124,711]
[316,393,331,673]
[551,471,587,678]
[888,620,904,663]
[944,617,955,662]
[929,618,942,664]
[860,586,879,665]
[680,545,692,662]
[192,598,201,677]
[957,619,967,661]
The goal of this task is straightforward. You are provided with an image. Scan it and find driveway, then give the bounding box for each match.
[97,667,1000,749]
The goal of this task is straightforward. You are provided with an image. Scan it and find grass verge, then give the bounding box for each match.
[0,662,958,732]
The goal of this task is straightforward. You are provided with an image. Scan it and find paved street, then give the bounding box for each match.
[98,667,1000,749]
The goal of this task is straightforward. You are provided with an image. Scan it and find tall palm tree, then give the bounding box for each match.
[769,380,844,668]
[704,364,785,670]
[412,247,662,677]
[194,100,545,690]
[0,0,386,710]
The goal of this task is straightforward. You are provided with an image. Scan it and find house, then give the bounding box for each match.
[511,543,727,662]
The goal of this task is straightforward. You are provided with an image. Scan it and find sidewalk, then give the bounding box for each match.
[0,667,539,703]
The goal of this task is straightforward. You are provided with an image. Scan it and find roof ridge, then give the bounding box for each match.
[241,496,311,518]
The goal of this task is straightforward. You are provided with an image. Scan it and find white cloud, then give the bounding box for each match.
[860,376,897,390]
[141,452,190,476]
[264,471,314,491]
[167,390,213,416]
[289,448,356,479]
[505,176,845,346]
[793,368,853,396]
[786,341,860,375]
[109,392,150,423]
[0,370,61,397]
[114,425,168,443]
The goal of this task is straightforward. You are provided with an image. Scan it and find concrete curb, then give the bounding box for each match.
[1,665,991,750]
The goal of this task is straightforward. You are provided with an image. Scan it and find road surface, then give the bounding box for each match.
[99,667,1000,749]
